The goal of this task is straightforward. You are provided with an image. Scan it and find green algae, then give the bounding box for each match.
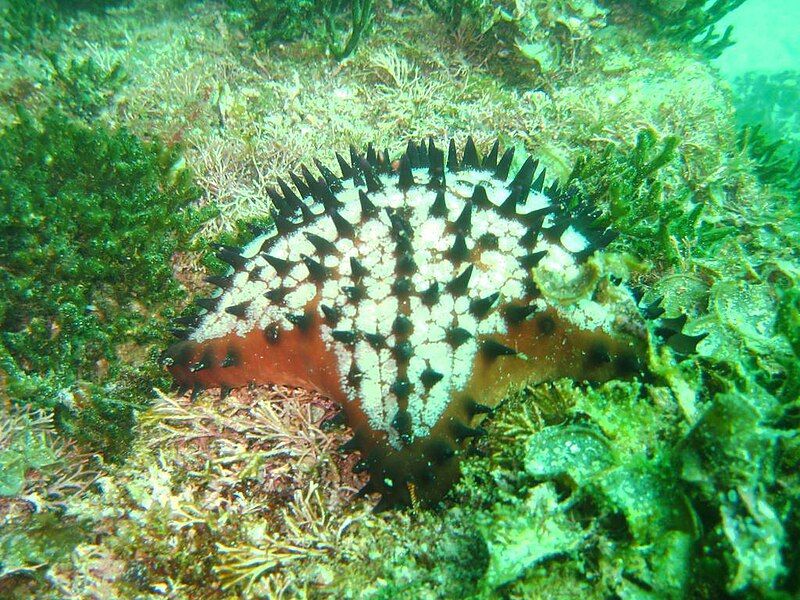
[738,124,800,195]
[225,0,324,47]
[477,482,586,590]
[226,0,375,59]
[606,0,747,58]
[0,428,58,497]
[0,513,84,585]
[564,127,732,267]
[0,107,212,457]
[46,54,128,121]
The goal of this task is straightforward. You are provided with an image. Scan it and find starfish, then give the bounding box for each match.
[161,138,702,510]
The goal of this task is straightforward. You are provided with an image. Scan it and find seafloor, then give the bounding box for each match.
[0,1,798,599]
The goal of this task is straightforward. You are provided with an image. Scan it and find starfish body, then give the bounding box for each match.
[162,138,662,509]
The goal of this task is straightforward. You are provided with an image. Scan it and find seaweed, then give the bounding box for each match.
[0,513,84,586]
[0,107,213,457]
[321,0,374,60]
[225,0,322,47]
[606,0,747,58]
[733,71,800,145]
[564,128,731,265]
[424,0,488,28]
[0,0,127,51]
[45,53,128,120]
[226,0,374,59]
[737,124,800,196]
[0,1,59,51]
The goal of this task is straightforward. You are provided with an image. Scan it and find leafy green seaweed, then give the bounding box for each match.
[0,0,127,51]
[226,0,374,59]
[564,128,731,265]
[737,124,800,196]
[424,0,489,28]
[607,0,747,58]
[0,107,213,457]
[46,54,128,120]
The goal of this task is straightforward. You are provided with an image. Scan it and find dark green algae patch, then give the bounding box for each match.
[0,107,213,457]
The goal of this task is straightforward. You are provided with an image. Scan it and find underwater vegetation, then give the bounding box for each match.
[225,0,751,71]
[0,0,128,51]
[422,0,489,28]
[606,0,747,57]
[0,0,798,598]
[0,107,211,457]
[226,0,375,59]
[45,53,128,121]
[737,124,800,196]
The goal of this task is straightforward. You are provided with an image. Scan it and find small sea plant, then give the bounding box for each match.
[607,0,747,58]
[0,107,212,457]
[226,0,374,59]
[321,0,374,59]
[563,128,733,265]
[225,0,322,47]
[0,0,127,51]
[45,53,128,120]
[737,124,800,195]
[0,0,59,50]
[424,0,488,28]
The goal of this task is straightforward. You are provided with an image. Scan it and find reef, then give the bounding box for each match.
[0,0,798,598]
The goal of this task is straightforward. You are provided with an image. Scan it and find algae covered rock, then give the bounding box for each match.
[677,392,787,594]
[477,482,586,589]
[524,423,615,486]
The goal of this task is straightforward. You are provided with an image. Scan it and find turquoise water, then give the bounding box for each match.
[716,0,800,77]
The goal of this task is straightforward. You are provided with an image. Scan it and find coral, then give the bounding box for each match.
[419,0,610,84]
[0,107,212,456]
[476,482,586,589]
